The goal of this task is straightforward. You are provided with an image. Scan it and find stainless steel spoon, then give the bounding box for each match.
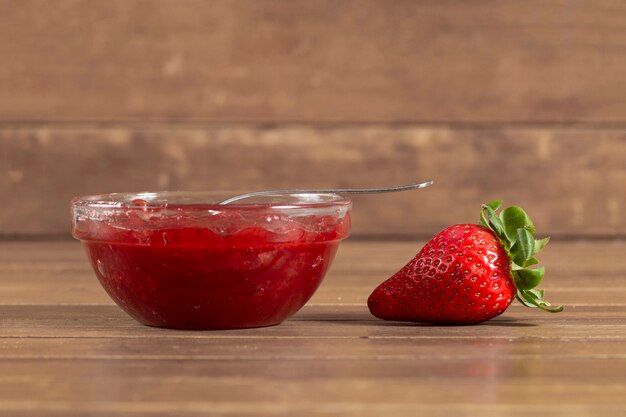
[217,180,433,205]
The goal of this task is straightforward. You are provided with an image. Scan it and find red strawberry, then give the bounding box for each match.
[368,201,562,324]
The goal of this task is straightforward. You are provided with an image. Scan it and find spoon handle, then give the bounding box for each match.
[218,180,433,205]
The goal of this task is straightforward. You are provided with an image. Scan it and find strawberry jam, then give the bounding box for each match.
[72,192,351,329]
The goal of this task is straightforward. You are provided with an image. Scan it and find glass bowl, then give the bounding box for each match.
[71,191,351,330]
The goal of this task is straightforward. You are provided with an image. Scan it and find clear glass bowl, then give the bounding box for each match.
[71,191,351,330]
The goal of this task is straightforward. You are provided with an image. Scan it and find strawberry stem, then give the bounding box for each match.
[479,201,563,313]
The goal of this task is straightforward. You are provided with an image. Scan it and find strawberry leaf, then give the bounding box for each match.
[501,206,535,243]
[519,289,563,313]
[516,228,535,263]
[485,200,503,211]
[514,267,544,290]
[515,291,538,308]
[534,237,550,254]
[479,209,489,228]
[509,242,526,267]
[481,204,506,241]
[525,257,539,267]
[478,200,561,314]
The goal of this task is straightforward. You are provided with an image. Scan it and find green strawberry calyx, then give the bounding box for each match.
[478,200,563,313]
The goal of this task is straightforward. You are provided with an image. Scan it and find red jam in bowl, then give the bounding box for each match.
[71,192,351,330]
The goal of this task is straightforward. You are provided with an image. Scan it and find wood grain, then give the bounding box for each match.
[1,1,626,122]
[2,126,625,237]
[3,304,626,339]
[1,239,625,416]
[1,241,625,306]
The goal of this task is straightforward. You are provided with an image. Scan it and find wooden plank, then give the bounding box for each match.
[5,336,626,361]
[1,240,624,306]
[1,240,625,416]
[3,241,626,275]
[2,276,624,307]
[2,357,626,395]
[1,358,626,416]
[2,304,626,340]
[1,240,625,306]
[1,1,626,122]
[1,126,625,236]
[3,404,626,417]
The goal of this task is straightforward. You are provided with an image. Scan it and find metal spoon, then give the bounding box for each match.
[217,180,433,205]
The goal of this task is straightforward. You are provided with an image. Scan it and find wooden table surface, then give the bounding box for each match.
[1,239,626,416]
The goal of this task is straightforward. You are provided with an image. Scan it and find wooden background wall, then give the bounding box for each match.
[1,0,624,239]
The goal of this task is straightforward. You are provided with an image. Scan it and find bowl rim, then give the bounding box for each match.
[71,190,352,211]
[71,191,352,245]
